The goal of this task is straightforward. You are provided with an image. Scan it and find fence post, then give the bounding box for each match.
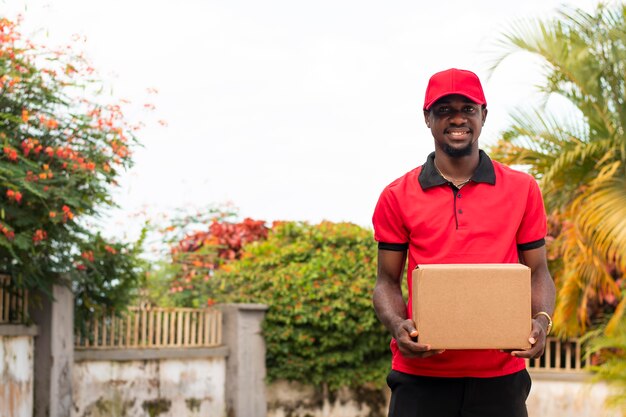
[30,285,74,417]
[221,303,268,417]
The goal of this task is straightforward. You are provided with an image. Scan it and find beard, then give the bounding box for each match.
[442,142,474,158]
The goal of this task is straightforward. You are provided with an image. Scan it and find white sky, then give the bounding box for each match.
[2,0,599,240]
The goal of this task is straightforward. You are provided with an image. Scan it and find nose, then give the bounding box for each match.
[449,110,467,125]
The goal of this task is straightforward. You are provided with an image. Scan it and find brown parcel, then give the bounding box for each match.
[412,264,531,350]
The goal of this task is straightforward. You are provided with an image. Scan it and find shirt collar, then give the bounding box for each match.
[418,149,496,190]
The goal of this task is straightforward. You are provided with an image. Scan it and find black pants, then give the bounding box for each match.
[387,369,532,417]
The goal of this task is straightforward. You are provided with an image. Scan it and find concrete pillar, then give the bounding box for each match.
[30,285,74,417]
[221,303,269,417]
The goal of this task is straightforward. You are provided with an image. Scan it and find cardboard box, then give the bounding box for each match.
[412,264,531,350]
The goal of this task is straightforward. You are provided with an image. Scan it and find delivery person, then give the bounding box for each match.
[372,68,556,417]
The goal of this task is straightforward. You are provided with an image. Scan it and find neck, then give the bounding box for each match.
[434,149,480,181]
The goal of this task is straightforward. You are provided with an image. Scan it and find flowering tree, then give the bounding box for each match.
[0,17,145,319]
[145,210,268,307]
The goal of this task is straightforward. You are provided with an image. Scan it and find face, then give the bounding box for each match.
[423,94,487,158]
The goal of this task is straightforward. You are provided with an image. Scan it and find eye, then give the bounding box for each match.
[464,106,477,114]
[436,106,451,114]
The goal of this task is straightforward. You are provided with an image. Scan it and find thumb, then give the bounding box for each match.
[404,320,418,338]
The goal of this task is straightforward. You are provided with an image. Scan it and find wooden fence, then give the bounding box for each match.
[526,337,588,373]
[75,306,222,349]
[0,274,28,324]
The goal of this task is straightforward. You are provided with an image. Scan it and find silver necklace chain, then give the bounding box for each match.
[434,160,472,188]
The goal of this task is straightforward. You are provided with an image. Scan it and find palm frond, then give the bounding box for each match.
[573,173,626,271]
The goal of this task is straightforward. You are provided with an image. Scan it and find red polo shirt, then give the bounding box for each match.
[372,150,547,378]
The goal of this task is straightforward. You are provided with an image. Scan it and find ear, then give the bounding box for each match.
[481,107,488,126]
[423,110,431,128]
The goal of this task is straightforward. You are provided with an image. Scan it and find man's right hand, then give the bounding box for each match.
[394,319,446,358]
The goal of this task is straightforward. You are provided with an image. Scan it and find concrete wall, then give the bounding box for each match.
[69,303,269,417]
[0,326,37,417]
[267,380,388,417]
[221,304,268,417]
[30,285,74,417]
[267,372,622,417]
[71,349,227,417]
[528,373,623,417]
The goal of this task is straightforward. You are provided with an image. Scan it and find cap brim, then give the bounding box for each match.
[423,92,486,110]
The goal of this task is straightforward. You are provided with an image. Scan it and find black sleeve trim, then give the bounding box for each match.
[517,238,545,251]
[378,242,409,251]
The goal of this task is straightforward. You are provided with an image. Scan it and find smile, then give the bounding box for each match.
[446,129,471,138]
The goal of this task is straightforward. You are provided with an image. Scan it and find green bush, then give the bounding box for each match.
[205,221,390,389]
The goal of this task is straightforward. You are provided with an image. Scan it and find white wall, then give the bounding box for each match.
[267,373,623,417]
[0,335,34,417]
[267,380,388,417]
[528,374,623,417]
[71,357,226,417]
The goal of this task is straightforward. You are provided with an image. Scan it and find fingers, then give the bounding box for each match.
[528,320,542,346]
[395,319,445,358]
[418,349,446,358]
[510,319,546,359]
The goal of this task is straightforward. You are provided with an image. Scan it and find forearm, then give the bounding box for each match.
[531,264,555,332]
[531,270,555,315]
[373,280,408,338]
[373,249,408,339]
[522,246,556,333]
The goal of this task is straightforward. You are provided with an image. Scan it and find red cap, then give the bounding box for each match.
[423,68,486,110]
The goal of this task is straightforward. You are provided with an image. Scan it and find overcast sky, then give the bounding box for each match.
[2,0,599,240]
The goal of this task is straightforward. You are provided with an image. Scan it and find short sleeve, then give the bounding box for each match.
[516,178,547,251]
[372,186,409,250]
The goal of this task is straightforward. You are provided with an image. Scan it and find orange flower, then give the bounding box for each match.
[49,211,56,218]
[6,189,21,203]
[3,146,18,161]
[32,229,47,243]
[81,251,94,262]
[62,205,74,221]
[0,223,14,240]
[21,109,28,123]
[104,245,117,254]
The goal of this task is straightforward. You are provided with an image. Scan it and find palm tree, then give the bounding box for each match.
[488,3,626,338]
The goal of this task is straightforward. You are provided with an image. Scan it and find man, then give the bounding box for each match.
[372,68,556,417]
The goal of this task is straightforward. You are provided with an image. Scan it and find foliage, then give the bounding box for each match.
[0,17,146,317]
[584,320,626,413]
[205,221,389,389]
[71,230,148,333]
[144,209,268,308]
[488,3,626,337]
